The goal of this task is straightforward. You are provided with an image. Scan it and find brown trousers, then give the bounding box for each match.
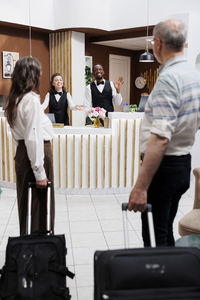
[15,140,55,236]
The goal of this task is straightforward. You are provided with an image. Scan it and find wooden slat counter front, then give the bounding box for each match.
[0,112,143,194]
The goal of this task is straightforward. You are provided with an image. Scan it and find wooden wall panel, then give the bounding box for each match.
[0,25,49,101]
[49,31,72,95]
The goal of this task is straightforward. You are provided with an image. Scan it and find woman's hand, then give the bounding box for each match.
[36,178,48,188]
[75,105,84,111]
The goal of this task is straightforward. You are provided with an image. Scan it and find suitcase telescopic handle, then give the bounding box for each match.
[122,203,152,212]
[121,202,156,248]
[26,181,52,235]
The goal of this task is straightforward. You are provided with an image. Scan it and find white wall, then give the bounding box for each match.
[0,0,55,30]
[1,0,200,32]
[46,0,200,33]
[54,0,109,30]
[107,0,200,30]
[71,31,86,126]
[187,11,200,67]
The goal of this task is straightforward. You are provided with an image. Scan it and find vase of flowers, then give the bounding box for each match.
[93,117,101,128]
[87,107,106,128]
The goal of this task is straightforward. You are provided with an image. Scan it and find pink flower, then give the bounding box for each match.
[88,108,94,114]
[99,112,105,119]
[95,107,101,111]
[101,108,106,113]
[93,111,99,118]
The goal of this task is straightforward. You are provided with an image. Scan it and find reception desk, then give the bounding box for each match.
[0,112,143,193]
[1,111,199,193]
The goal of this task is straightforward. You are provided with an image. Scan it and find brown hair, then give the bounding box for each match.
[49,73,66,94]
[4,56,41,128]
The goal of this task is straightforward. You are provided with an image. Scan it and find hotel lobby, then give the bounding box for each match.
[0,0,200,299]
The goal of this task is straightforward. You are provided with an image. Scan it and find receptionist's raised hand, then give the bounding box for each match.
[114,76,124,93]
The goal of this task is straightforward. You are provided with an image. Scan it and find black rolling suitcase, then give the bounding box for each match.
[0,182,75,300]
[94,203,200,300]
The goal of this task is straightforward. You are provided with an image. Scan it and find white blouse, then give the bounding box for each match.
[10,91,54,181]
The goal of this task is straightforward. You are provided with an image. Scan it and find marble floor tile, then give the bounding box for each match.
[77,286,93,300]
[100,219,124,232]
[95,208,122,220]
[70,220,102,233]
[71,232,107,248]
[75,264,93,287]
[68,209,98,222]
[73,246,107,266]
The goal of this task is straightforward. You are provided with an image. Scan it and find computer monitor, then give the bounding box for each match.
[46,113,56,123]
[0,95,6,109]
[137,94,149,112]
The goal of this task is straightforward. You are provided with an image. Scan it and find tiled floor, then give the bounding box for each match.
[0,178,195,300]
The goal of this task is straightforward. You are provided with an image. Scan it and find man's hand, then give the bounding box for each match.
[128,186,147,212]
[36,178,48,188]
[114,76,124,93]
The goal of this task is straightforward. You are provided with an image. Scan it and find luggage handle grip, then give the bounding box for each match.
[122,202,152,212]
[28,181,52,188]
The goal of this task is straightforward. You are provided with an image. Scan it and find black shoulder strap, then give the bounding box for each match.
[49,263,75,279]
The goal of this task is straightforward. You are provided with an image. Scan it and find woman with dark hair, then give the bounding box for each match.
[4,56,55,235]
[42,73,83,125]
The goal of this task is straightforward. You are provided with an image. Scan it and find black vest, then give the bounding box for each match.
[49,92,69,125]
[90,80,113,116]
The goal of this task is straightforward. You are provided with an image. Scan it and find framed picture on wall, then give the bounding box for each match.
[2,51,19,78]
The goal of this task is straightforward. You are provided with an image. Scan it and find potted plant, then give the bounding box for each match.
[129,104,138,112]
[85,66,93,86]
[104,117,109,128]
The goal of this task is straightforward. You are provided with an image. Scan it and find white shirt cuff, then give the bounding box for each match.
[33,167,46,181]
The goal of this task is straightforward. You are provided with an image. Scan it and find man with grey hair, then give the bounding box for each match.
[128,19,200,246]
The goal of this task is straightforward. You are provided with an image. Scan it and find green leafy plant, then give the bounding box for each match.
[129,104,138,112]
[85,115,93,125]
[85,66,93,86]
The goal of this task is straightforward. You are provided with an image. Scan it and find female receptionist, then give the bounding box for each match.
[42,73,83,125]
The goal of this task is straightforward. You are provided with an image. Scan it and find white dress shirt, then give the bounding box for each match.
[10,91,54,181]
[84,80,122,110]
[42,92,76,110]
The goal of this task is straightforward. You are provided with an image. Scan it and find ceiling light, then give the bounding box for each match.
[139,50,154,62]
[139,0,154,63]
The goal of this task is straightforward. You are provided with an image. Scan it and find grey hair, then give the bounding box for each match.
[153,19,187,51]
